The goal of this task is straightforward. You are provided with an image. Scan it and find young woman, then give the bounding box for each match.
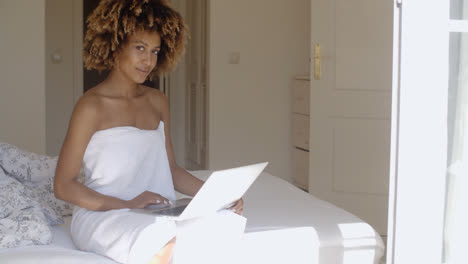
[54,1,244,263]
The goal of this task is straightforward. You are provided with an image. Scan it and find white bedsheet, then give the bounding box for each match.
[239,172,385,264]
[0,171,384,264]
[0,217,115,264]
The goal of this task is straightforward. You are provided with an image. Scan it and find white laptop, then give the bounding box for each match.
[132,162,268,221]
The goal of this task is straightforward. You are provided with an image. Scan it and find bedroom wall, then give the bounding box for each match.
[0,0,46,154]
[207,0,310,181]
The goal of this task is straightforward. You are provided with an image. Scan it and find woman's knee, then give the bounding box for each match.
[148,236,177,264]
[160,236,176,254]
[166,236,176,247]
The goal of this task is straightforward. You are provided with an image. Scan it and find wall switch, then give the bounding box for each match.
[229,52,240,64]
[50,48,63,64]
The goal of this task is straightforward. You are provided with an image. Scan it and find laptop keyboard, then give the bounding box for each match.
[154,205,187,216]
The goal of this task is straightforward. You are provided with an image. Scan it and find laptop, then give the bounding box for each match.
[132,162,268,221]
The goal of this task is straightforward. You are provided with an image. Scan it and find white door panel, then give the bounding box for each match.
[332,119,390,195]
[310,0,393,235]
[335,0,393,92]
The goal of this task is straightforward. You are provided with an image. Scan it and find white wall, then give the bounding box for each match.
[208,0,310,180]
[0,0,46,154]
[0,0,310,174]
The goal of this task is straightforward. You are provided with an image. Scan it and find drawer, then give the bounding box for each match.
[293,114,310,150]
[293,148,309,191]
[292,79,310,115]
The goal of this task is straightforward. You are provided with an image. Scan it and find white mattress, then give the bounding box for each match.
[0,171,384,264]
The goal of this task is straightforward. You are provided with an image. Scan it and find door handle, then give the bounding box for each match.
[314,43,321,80]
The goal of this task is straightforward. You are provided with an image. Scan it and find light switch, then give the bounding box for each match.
[229,52,240,64]
[50,49,63,64]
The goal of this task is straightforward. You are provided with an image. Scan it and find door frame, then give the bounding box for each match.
[387,0,449,263]
[72,0,83,104]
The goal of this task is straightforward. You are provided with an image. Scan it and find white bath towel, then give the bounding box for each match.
[71,121,246,263]
[71,121,177,263]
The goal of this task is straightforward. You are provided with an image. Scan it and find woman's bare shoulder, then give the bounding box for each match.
[69,90,103,131]
[143,86,169,110]
[143,86,165,99]
[75,90,102,115]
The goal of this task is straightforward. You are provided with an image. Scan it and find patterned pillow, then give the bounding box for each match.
[0,142,58,183]
[0,166,64,226]
[0,169,53,248]
[23,180,66,224]
[0,209,52,248]
[0,169,36,218]
[0,142,77,219]
[23,176,75,219]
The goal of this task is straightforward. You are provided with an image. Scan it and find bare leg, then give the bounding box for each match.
[148,237,176,264]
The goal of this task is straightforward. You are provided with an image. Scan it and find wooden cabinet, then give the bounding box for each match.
[292,76,310,191]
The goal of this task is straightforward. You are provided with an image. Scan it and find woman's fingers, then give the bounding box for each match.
[152,197,170,205]
[148,193,171,205]
[129,191,171,208]
[230,198,244,215]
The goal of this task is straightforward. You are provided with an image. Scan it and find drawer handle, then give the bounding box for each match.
[295,146,310,152]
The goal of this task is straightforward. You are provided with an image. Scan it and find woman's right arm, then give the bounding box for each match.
[54,96,128,211]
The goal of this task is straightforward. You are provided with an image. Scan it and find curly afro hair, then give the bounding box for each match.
[83,0,187,77]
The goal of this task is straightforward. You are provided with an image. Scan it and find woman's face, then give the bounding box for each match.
[115,30,161,84]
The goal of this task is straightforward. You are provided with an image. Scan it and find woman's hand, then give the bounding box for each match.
[228,198,244,215]
[126,191,171,209]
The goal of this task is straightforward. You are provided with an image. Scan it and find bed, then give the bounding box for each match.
[0,169,385,264]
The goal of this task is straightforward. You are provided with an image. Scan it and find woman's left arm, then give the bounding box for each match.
[158,92,204,196]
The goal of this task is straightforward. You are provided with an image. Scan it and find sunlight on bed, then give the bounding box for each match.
[338,222,376,239]
[339,223,379,263]
[241,227,319,264]
[343,249,376,264]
